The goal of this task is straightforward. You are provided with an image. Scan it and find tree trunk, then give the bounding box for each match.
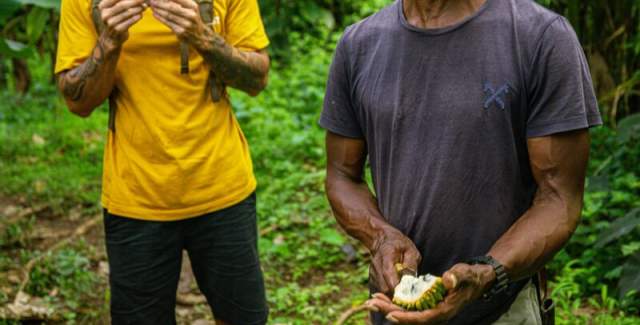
[11,59,30,94]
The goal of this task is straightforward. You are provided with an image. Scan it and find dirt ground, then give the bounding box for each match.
[0,196,218,324]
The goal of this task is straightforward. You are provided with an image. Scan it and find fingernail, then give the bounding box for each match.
[450,273,458,289]
[386,314,399,323]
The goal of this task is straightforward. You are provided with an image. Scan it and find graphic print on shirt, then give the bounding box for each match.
[483,81,512,110]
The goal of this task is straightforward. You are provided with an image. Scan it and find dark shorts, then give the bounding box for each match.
[103,193,268,325]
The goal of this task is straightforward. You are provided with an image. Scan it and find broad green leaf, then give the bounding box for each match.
[621,242,640,256]
[299,3,335,30]
[0,38,34,58]
[619,252,640,298]
[0,1,22,23]
[12,0,60,11]
[617,113,640,143]
[26,7,50,44]
[595,208,640,248]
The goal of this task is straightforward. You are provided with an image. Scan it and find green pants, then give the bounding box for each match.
[493,281,543,325]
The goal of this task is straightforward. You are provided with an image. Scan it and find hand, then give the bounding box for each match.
[149,0,207,43]
[365,263,496,324]
[98,0,146,50]
[370,229,422,296]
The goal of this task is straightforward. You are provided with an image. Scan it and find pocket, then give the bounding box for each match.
[228,192,257,215]
[103,209,123,233]
[493,282,541,325]
[103,211,146,244]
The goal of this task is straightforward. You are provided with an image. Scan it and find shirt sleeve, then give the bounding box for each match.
[224,0,269,51]
[319,33,363,138]
[526,17,602,138]
[55,0,97,74]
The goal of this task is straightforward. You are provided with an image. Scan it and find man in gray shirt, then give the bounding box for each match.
[320,0,601,324]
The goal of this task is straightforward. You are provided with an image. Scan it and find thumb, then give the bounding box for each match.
[442,269,460,292]
[401,247,421,273]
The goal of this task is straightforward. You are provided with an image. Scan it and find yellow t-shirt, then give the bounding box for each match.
[55,0,269,221]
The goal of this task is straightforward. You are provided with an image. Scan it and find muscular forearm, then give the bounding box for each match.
[326,172,399,251]
[192,27,269,96]
[325,132,421,294]
[488,194,582,281]
[488,130,589,281]
[57,35,121,117]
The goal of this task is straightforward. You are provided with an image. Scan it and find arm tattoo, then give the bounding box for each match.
[59,41,110,102]
[195,27,268,95]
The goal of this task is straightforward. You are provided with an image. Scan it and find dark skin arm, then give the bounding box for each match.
[364,129,590,324]
[325,131,422,296]
[57,0,145,117]
[489,129,589,279]
[149,0,269,96]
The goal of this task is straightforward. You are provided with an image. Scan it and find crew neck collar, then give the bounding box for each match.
[397,0,491,35]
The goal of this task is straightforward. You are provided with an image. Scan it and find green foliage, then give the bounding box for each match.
[596,208,640,249]
[0,216,35,247]
[0,88,106,211]
[258,0,388,60]
[0,39,33,59]
[27,246,98,304]
[547,117,640,311]
[617,113,640,143]
[0,0,639,323]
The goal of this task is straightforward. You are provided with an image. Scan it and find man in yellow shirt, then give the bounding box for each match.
[55,0,270,323]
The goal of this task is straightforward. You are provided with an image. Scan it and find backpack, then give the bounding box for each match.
[90,0,223,131]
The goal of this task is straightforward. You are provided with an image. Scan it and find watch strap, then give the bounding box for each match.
[467,255,509,300]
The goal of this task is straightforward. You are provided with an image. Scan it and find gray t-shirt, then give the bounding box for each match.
[320,0,602,323]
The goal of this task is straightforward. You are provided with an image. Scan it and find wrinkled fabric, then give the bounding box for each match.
[320,0,601,323]
[56,0,269,220]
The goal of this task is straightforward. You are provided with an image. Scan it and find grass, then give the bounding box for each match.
[0,50,639,324]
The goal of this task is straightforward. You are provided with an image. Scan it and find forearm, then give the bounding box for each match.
[326,172,400,251]
[488,181,584,281]
[192,27,268,96]
[57,35,121,117]
[488,130,590,282]
[489,201,581,281]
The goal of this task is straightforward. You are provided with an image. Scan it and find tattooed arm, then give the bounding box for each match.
[150,0,269,96]
[57,36,120,117]
[57,0,145,117]
[193,30,269,96]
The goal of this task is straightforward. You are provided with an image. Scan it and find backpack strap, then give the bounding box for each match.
[93,0,221,118]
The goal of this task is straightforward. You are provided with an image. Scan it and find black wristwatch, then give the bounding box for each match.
[467,255,509,300]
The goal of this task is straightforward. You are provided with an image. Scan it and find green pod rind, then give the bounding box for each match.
[392,274,446,311]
